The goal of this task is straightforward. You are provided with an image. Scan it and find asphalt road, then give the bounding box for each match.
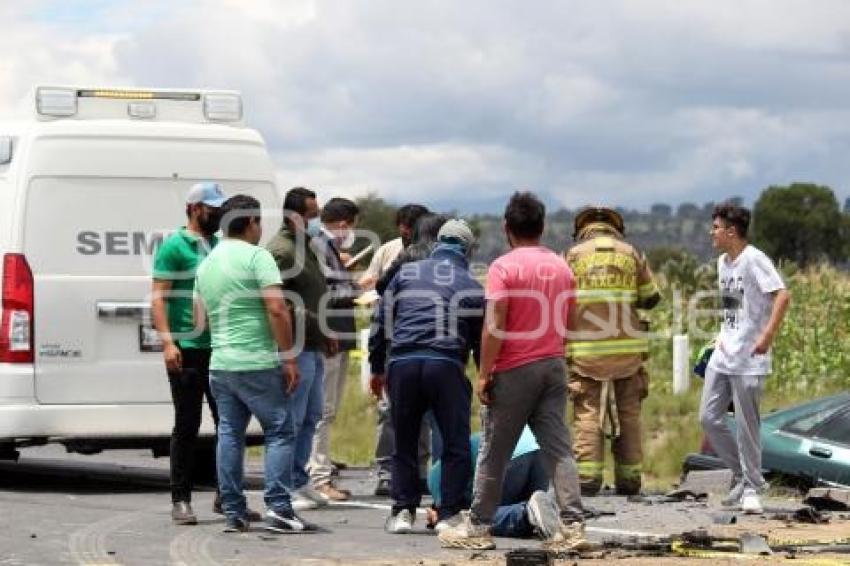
[0,446,839,565]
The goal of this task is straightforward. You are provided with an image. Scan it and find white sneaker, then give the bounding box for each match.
[526,491,561,540]
[434,512,463,533]
[385,509,414,534]
[291,489,320,511]
[740,488,763,514]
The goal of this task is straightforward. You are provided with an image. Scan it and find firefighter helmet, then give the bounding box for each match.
[573,206,625,238]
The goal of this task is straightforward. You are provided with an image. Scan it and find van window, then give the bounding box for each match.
[23,177,278,276]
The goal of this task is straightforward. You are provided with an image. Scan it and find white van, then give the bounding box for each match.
[0,86,280,460]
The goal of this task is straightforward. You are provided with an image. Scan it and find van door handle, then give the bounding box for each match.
[97,302,150,322]
[809,446,833,459]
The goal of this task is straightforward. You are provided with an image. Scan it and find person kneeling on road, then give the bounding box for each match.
[427,427,561,540]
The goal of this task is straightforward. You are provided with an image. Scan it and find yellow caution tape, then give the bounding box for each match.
[671,540,757,560]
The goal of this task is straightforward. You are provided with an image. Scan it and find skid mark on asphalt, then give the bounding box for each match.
[169,529,219,566]
[67,507,157,565]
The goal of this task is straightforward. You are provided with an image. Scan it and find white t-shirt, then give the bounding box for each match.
[708,245,785,375]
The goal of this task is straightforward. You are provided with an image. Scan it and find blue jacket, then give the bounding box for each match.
[369,244,484,373]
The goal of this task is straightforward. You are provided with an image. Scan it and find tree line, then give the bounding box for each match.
[352,182,848,269]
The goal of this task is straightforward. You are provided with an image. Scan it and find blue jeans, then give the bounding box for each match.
[292,350,324,489]
[210,367,296,519]
[491,451,549,537]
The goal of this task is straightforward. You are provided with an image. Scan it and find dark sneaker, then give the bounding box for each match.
[171,501,198,525]
[265,509,318,533]
[213,497,263,522]
[223,516,249,533]
[374,478,391,497]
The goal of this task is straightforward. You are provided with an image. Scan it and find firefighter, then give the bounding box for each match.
[564,207,660,496]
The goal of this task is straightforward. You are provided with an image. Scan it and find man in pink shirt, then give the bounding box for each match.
[440,192,588,552]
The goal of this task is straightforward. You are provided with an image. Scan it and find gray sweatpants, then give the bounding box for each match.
[471,357,584,524]
[699,368,766,490]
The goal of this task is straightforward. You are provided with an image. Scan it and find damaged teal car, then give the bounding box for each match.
[684,392,850,488]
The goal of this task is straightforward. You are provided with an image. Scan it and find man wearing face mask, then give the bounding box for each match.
[307,197,361,500]
[152,182,254,524]
[266,187,337,511]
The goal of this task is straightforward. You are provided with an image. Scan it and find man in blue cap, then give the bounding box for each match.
[152,182,258,525]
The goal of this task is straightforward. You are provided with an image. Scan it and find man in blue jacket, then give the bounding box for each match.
[370,219,484,534]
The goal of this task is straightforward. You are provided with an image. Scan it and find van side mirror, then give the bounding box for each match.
[0,137,11,165]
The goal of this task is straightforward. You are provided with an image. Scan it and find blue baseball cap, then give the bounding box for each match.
[186,182,227,207]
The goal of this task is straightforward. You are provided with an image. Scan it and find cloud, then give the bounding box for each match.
[4,1,850,211]
[274,142,544,206]
[0,3,129,116]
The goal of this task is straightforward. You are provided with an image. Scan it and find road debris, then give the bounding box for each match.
[504,548,552,565]
[805,487,850,511]
[626,489,708,505]
[739,532,772,555]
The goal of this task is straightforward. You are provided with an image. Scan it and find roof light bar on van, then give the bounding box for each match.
[78,89,201,101]
[36,87,77,117]
[203,93,243,122]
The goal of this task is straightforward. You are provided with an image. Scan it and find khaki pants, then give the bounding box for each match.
[309,351,349,487]
[568,367,648,495]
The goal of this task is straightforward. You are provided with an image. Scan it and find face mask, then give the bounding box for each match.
[306,217,322,237]
[199,208,221,236]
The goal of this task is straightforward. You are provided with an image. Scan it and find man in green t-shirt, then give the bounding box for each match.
[195,194,315,534]
[152,181,233,525]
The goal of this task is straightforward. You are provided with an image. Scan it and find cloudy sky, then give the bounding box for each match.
[3,0,850,212]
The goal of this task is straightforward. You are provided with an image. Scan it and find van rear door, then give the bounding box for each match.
[25,176,279,404]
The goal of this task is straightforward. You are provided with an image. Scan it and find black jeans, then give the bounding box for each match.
[168,347,218,503]
[388,358,471,520]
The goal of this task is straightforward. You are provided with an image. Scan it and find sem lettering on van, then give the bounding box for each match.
[76,231,166,255]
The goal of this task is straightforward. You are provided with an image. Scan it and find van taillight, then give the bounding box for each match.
[0,254,34,363]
